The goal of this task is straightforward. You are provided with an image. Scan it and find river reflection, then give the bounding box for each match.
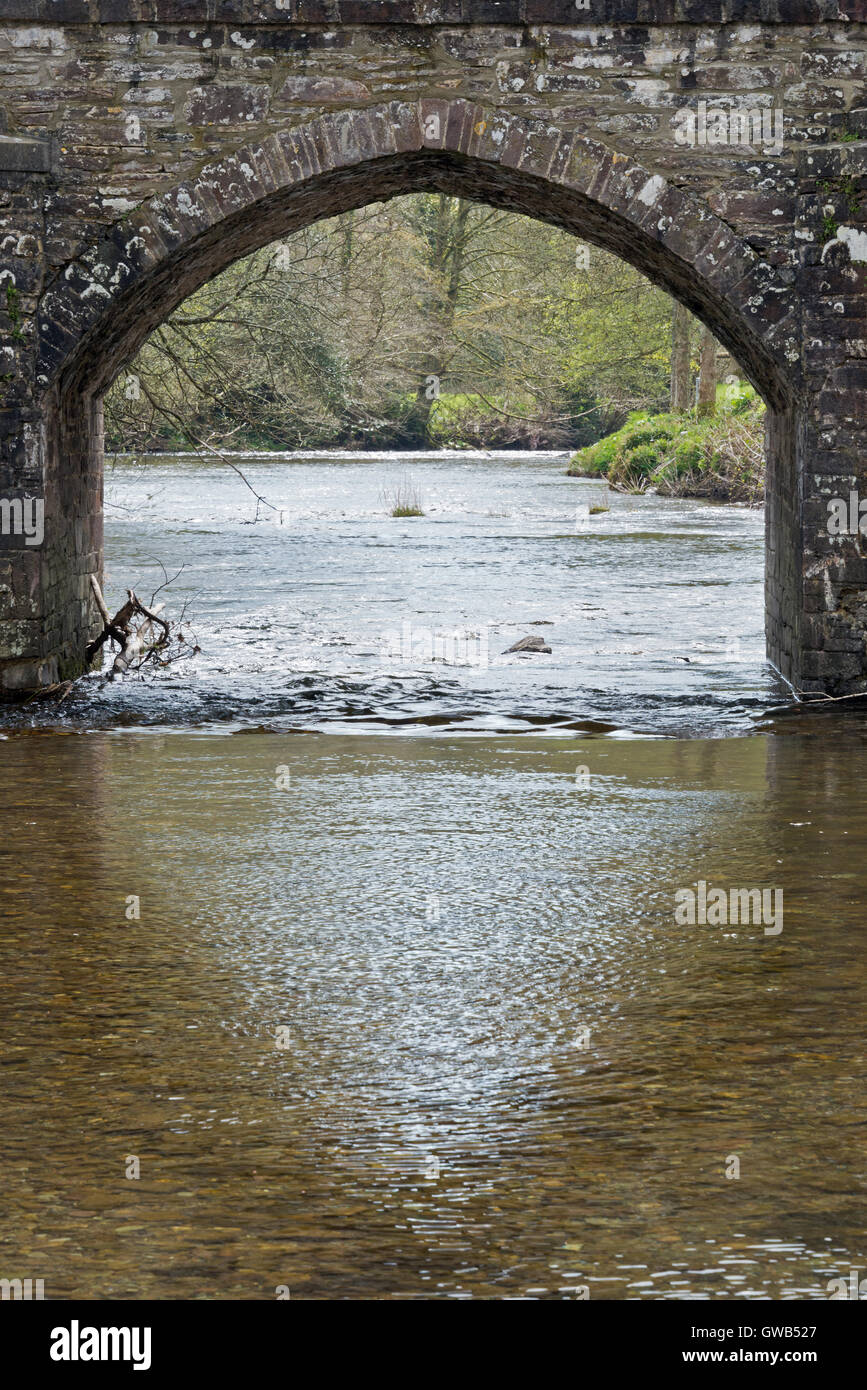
[0,729,864,1299]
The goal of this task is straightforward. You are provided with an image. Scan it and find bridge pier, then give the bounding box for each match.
[0,392,102,689]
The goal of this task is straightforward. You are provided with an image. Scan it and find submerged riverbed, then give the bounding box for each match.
[0,453,864,1300]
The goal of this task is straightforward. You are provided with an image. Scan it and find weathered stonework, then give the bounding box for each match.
[0,2,865,693]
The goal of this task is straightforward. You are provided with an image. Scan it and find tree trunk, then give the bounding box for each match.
[339,211,353,297]
[407,196,473,446]
[404,355,440,445]
[697,325,717,418]
[670,301,691,412]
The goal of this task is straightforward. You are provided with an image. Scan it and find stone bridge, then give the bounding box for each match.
[0,1,866,694]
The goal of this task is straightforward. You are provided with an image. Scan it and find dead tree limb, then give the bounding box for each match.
[86,575,190,679]
[86,576,137,663]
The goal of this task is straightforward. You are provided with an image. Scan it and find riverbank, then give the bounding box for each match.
[567,385,764,503]
[106,391,597,456]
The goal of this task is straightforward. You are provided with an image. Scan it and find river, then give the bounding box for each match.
[0,451,864,1300]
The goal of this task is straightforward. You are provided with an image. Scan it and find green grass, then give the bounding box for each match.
[382,476,425,517]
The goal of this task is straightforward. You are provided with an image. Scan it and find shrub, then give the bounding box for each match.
[623,443,662,476]
[729,390,755,416]
[569,431,620,475]
[621,422,675,451]
[673,438,703,473]
[569,390,765,499]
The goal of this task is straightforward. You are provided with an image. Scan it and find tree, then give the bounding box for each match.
[670,301,691,412]
[403,194,472,444]
[697,325,718,418]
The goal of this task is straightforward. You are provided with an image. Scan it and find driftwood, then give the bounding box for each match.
[87,575,190,679]
[21,680,75,705]
[1,574,196,706]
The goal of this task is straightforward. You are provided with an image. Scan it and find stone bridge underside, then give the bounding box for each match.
[1,3,866,694]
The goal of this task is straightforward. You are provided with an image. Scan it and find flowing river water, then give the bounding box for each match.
[0,451,865,1299]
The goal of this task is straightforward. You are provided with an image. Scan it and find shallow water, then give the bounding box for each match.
[0,729,864,1299]
[0,453,864,1300]
[7,449,786,737]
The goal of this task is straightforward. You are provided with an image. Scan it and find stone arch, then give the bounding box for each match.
[17,100,805,691]
[39,101,797,410]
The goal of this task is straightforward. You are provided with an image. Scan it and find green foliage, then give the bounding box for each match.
[568,385,764,499]
[673,438,704,474]
[5,281,23,341]
[728,388,754,415]
[819,175,862,239]
[619,443,661,477]
[621,420,675,451]
[574,431,622,475]
[545,258,672,416]
[382,477,425,517]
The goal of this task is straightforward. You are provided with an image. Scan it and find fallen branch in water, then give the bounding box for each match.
[20,680,76,705]
[86,574,200,678]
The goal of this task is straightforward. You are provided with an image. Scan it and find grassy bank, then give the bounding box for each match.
[567,383,765,502]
